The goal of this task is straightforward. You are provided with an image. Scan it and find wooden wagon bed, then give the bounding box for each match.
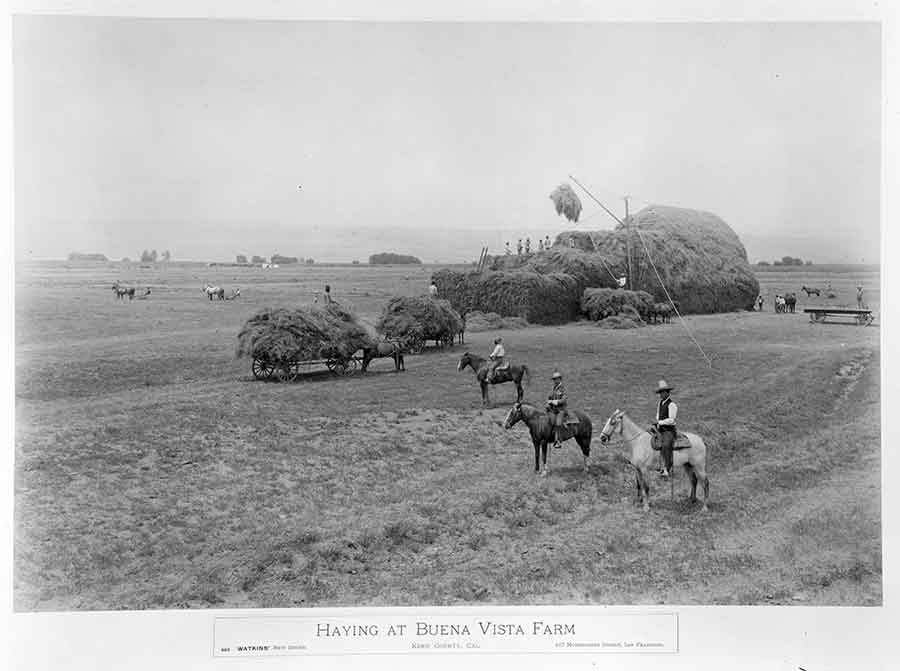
[804,308,874,326]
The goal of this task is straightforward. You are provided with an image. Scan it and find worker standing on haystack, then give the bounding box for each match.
[545,235,551,249]
[323,285,334,304]
[517,239,523,255]
[505,242,512,256]
[857,284,864,309]
[538,239,545,252]
[525,237,531,254]
[653,380,678,478]
[547,371,568,449]
[429,280,438,297]
[486,337,505,382]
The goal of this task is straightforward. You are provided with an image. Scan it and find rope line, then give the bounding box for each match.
[632,225,714,369]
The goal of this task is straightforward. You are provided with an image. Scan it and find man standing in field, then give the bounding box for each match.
[653,380,678,478]
[857,284,865,309]
[486,337,505,382]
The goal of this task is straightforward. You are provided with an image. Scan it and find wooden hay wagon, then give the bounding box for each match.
[250,350,365,382]
[804,307,875,326]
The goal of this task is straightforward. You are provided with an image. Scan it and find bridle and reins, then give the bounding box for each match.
[601,413,645,446]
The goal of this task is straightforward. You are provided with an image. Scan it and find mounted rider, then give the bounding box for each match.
[486,337,506,382]
[547,370,570,449]
[652,379,678,477]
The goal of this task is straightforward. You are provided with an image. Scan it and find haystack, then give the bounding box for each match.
[581,288,655,321]
[376,296,463,346]
[554,205,758,313]
[235,304,375,363]
[432,268,582,325]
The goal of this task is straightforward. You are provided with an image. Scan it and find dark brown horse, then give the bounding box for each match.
[784,292,797,313]
[503,402,592,476]
[361,341,405,372]
[457,352,529,407]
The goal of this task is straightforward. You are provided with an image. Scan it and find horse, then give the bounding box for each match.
[361,341,405,372]
[801,286,820,297]
[503,402,592,476]
[112,283,135,300]
[652,302,673,324]
[204,285,225,301]
[457,352,529,407]
[784,292,797,313]
[598,409,709,512]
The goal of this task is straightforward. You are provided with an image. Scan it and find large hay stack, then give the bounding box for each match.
[555,205,758,313]
[236,304,375,363]
[432,268,582,325]
[376,296,463,348]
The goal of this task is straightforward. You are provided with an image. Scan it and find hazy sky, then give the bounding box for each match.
[13,18,881,263]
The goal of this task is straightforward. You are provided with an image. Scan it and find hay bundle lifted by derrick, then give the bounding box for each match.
[549,183,582,223]
[376,296,463,350]
[581,287,655,321]
[433,268,582,325]
[235,303,375,364]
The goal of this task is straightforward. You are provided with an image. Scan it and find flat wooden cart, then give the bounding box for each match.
[251,353,363,382]
[804,307,874,326]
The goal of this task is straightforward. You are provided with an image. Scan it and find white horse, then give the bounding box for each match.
[598,409,709,512]
[203,284,225,300]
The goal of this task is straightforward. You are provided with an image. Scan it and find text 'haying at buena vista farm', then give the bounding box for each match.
[316,621,577,638]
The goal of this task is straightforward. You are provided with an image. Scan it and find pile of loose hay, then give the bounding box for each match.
[432,268,582,325]
[464,310,529,332]
[235,304,375,363]
[552,205,758,313]
[595,314,644,329]
[376,296,463,346]
[581,288,655,321]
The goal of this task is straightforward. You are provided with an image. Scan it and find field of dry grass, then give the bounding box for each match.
[13,261,881,610]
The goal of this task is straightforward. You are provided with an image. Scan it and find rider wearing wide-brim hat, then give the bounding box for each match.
[487,336,505,382]
[653,379,678,477]
[547,370,568,449]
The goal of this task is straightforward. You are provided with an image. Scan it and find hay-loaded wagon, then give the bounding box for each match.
[376,296,463,354]
[237,304,375,382]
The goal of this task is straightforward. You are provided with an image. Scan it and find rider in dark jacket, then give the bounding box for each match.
[547,371,568,449]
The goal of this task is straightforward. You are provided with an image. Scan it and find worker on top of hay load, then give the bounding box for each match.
[517,239,523,255]
[653,380,678,478]
[547,371,569,450]
[323,285,334,305]
[429,280,438,297]
[525,237,531,254]
[486,337,505,382]
[505,242,512,255]
[545,235,551,249]
[538,239,545,252]
[857,284,864,309]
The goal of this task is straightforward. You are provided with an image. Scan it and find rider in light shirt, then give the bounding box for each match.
[487,337,505,382]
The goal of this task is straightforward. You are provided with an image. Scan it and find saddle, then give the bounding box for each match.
[649,427,692,451]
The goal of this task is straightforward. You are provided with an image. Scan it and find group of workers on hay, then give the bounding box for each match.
[487,336,679,477]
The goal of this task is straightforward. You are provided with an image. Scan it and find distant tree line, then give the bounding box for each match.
[237,254,314,265]
[139,249,171,262]
[369,252,422,265]
[67,252,108,261]
[757,256,813,267]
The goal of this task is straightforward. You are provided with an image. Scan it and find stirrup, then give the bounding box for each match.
[553,441,562,450]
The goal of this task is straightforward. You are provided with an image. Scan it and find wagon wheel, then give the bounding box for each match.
[252,357,275,380]
[813,312,826,323]
[276,362,299,382]
[345,358,360,375]
[327,358,348,376]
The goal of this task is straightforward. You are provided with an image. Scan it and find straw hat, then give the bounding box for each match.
[655,379,673,393]
[552,371,563,379]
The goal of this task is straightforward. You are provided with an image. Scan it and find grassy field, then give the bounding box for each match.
[13,261,881,610]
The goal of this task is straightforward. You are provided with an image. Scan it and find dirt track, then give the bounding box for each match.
[13,262,881,609]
